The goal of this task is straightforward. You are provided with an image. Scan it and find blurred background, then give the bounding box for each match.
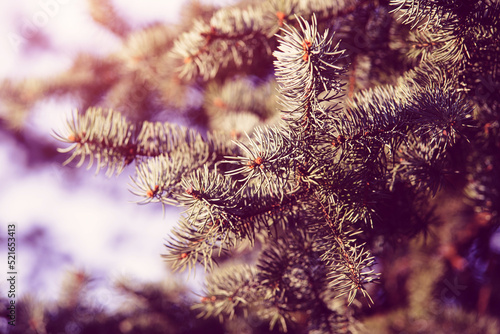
[0,0,236,321]
[0,1,499,333]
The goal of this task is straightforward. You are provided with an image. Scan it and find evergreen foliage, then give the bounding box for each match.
[3,0,500,333]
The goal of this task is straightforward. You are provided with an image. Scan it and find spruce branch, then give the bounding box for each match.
[194,265,259,321]
[391,0,498,33]
[392,0,500,71]
[409,81,474,148]
[160,13,471,309]
[327,102,409,169]
[171,6,271,81]
[323,234,377,305]
[257,229,328,309]
[163,216,232,273]
[53,108,137,177]
[390,0,448,30]
[341,63,475,195]
[129,154,183,207]
[310,192,378,305]
[274,14,346,134]
[162,168,308,271]
[178,165,241,229]
[171,0,361,83]
[223,126,297,196]
[47,5,500,330]
[406,30,447,61]
[313,165,380,228]
[396,141,451,196]
[194,265,294,332]
[390,0,481,31]
[54,107,234,177]
[256,229,358,333]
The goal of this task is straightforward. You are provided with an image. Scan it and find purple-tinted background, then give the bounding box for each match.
[0,0,235,311]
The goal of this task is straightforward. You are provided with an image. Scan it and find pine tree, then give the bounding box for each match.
[3,0,500,333]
